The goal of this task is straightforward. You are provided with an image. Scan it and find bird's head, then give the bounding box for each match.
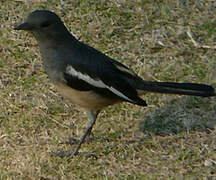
[14,10,70,43]
[14,10,62,31]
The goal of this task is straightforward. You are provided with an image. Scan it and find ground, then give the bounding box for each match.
[0,0,216,179]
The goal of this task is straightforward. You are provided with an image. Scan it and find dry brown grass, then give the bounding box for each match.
[0,0,216,179]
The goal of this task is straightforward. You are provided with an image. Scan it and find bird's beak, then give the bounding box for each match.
[14,22,32,30]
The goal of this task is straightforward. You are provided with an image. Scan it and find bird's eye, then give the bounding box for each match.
[40,21,51,28]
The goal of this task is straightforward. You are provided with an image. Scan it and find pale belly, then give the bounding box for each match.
[55,83,119,110]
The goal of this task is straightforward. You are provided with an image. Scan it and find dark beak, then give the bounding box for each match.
[14,22,32,30]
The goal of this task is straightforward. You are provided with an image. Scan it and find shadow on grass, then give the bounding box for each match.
[140,96,216,136]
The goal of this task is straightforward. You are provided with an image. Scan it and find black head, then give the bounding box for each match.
[14,10,62,31]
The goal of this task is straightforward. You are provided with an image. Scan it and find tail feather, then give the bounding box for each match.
[137,81,215,97]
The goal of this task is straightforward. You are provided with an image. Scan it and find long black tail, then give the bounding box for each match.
[137,81,215,97]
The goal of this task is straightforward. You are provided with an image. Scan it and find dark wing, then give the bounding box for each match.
[63,41,147,106]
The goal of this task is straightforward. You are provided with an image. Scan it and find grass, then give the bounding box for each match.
[0,0,216,179]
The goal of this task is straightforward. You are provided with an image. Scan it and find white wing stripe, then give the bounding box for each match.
[66,65,105,88]
[66,65,133,102]
[108,87,132,101]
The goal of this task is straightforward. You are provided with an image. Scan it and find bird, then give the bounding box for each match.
[14,10,215,157]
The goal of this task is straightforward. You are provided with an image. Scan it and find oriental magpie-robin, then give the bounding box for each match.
[14,10,215,157]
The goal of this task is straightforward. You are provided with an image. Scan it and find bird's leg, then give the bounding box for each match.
[69,110,100,157]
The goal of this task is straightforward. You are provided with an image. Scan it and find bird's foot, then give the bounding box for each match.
[52,150,97,159]
[61,136,95,145]
[52,150,76,158]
